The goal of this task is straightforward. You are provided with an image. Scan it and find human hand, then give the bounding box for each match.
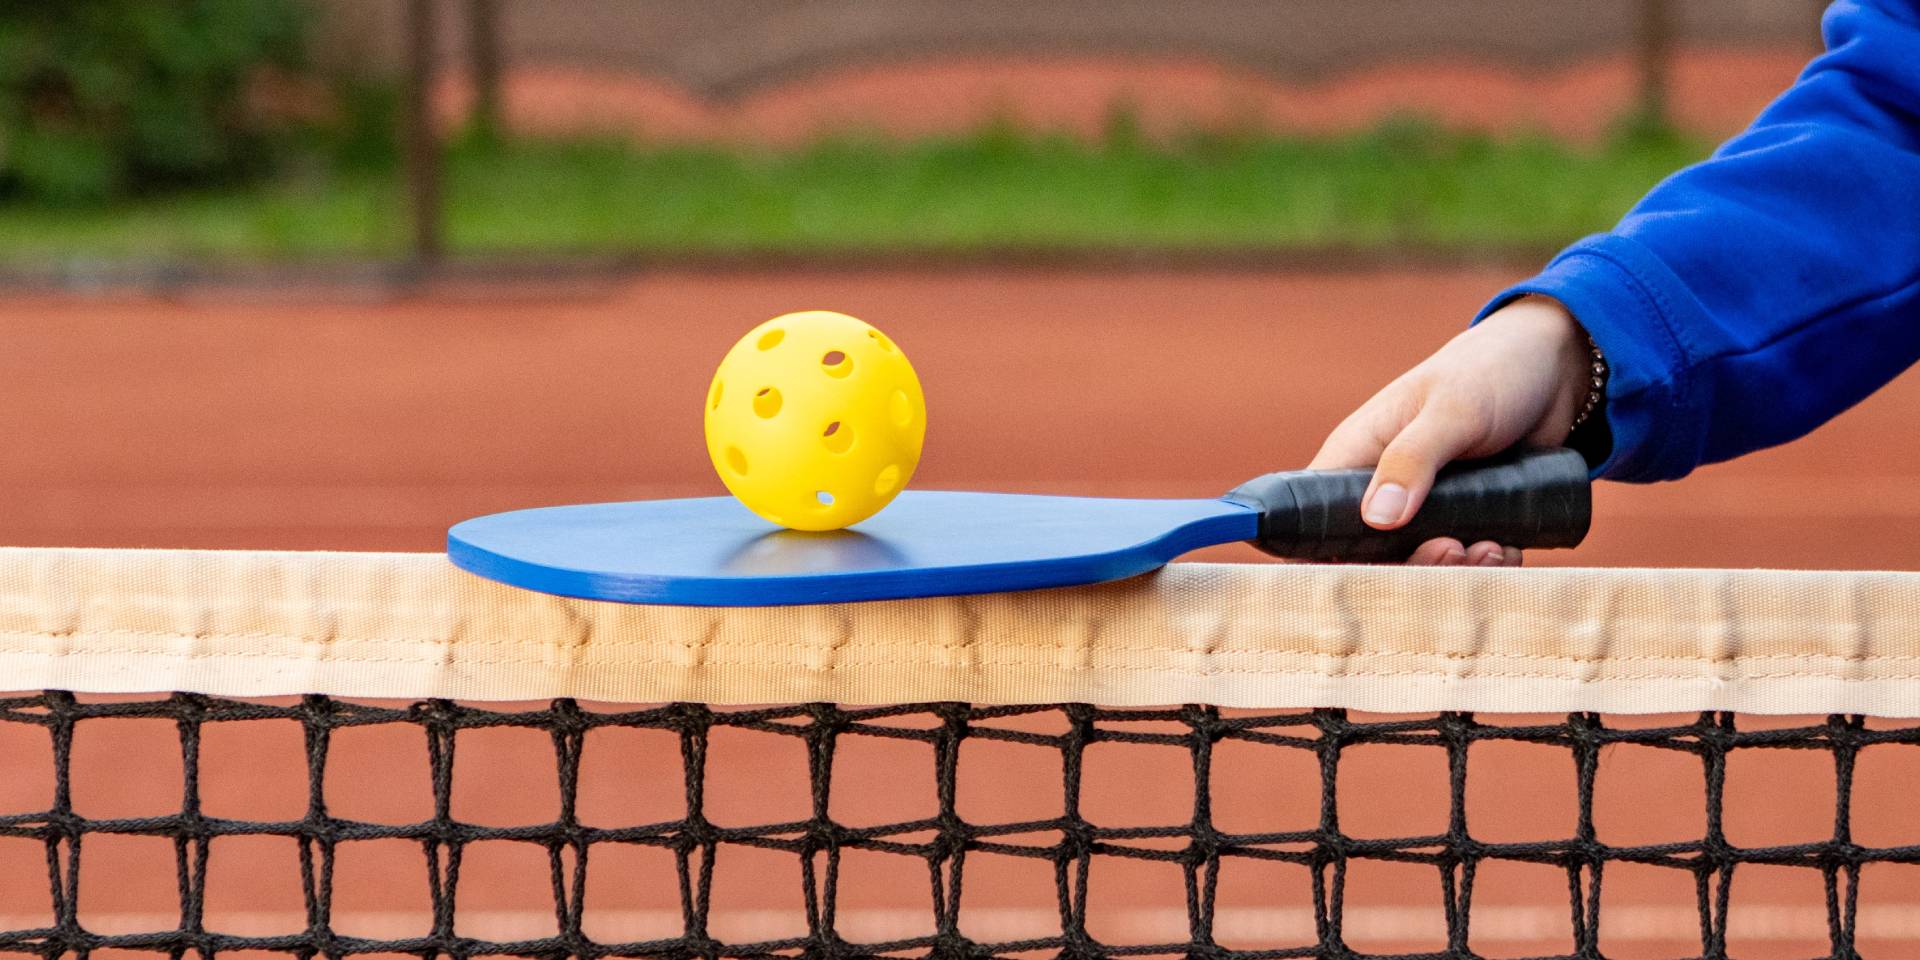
[1309,295,1593,566]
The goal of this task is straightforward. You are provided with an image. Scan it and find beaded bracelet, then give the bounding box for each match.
[1569,334,1607,435]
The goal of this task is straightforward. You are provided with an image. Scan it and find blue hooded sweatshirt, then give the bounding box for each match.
[1475,0,1920,483]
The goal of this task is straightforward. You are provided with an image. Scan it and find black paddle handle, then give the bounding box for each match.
[1223,447,1591,562]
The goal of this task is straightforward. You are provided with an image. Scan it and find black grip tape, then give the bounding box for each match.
[1223,447,1592,562]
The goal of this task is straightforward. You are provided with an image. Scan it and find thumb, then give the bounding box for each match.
[1359,406,1482,530]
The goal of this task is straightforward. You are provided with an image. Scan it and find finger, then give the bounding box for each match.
[1406,538,1466,566]
[1308,389,1413,471]
[1464,541,1506,567]
[1307,416,1388,472]
[1502,546,1525,568]
[1362,405,1482,530]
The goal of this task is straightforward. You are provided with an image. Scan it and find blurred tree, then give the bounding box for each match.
[0,0,307,202]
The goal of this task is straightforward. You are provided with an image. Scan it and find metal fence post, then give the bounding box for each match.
[1634,0,1673,129]
[468,0,504,142]
[404,0,444,267]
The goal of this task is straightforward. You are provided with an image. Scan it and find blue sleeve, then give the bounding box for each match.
[1475,0,1920,483]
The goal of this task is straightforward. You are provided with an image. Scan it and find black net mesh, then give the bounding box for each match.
[0,692,1915,960]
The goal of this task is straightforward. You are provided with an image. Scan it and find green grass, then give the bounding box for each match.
[0,120,1709,262]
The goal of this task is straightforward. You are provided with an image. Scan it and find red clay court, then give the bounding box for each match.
[4,266,1913,569]
[2,268,1917,959]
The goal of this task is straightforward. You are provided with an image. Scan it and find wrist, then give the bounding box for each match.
[1488,295,1591,435]
[1518,295,1607,446]
[1520,291,1612,445]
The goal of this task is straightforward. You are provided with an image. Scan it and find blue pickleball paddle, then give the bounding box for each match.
[448,448,1590,607]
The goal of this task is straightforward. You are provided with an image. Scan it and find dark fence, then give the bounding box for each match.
[323,0,1827,265]
[322,0,1823,98]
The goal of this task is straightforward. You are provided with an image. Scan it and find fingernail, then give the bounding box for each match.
[1443,546,1468,566]
[1479,547,1505,567]
[1364,484,1408,525]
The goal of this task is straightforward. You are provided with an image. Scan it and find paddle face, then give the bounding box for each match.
[448,492,1258,606]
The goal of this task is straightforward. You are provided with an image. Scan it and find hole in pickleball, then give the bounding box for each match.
[815,491,835,507]
[822,421,853,454]
[757,329,784,350]
[726,447,749,475]
[821,351,852,378]
[753,387,782,418]
[708,380,723,411]
[890,390,914,428]
[874,465,901,495]
[867,330,894,353]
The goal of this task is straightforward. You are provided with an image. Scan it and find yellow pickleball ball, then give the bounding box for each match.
[705,311,926,531]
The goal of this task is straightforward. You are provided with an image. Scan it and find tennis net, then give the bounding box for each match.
[2,547,1919,960]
